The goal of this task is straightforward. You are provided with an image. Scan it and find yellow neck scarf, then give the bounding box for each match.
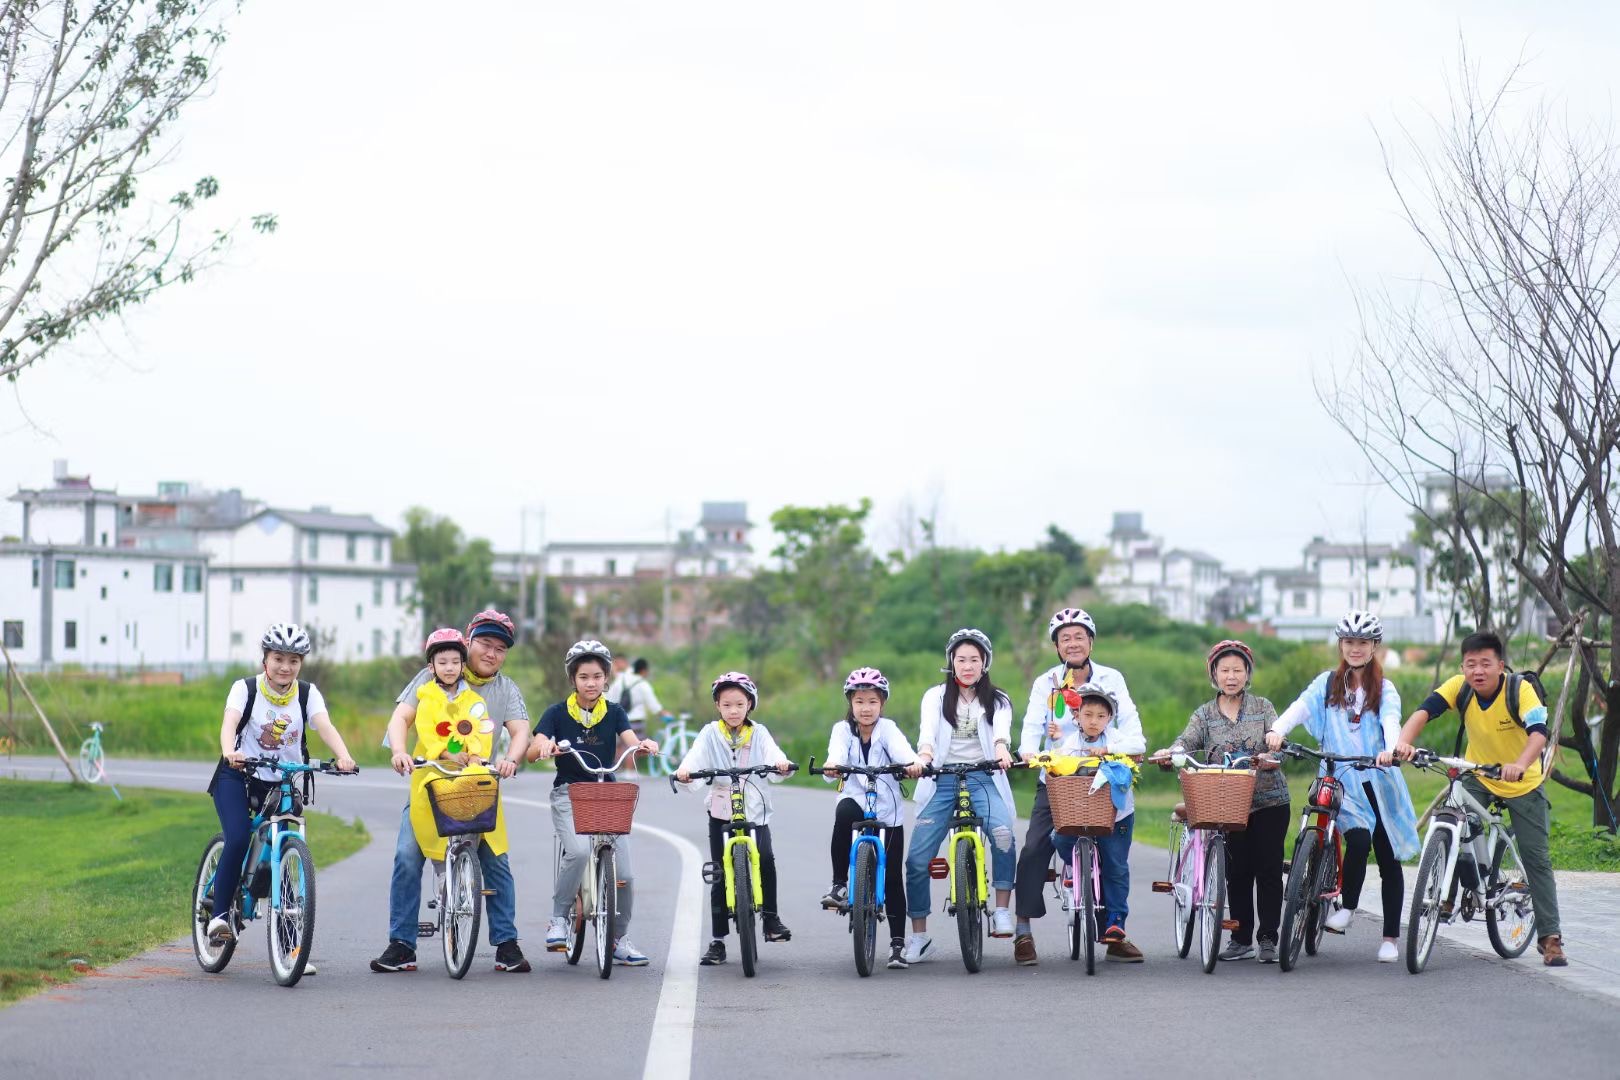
[714,719,753,748]
[464,666,494,687]
[260,674,296,707]
[567,693,608,729]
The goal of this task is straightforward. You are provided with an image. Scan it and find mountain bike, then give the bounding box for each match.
[1275,743,1383,972]
[556,739,643,979]
[411,757,501,978]
[1151,751,1264,973]
[812,756,911,977]
[1401,749,1536,973]
[191,758,356,986]
[678,760,799,977]
[922,759,1005,974]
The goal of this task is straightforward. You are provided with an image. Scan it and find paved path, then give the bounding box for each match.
[2,758,1617,1080]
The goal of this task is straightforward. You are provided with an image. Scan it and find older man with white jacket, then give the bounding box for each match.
[1012,608,1145,966]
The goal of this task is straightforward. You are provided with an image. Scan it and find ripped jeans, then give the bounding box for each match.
[905,773,1016,919]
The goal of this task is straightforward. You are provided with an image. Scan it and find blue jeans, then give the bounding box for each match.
[1053,812,1134,931]
[905,773,1016,920]
[209,766,266,919]
[388,804,518,948]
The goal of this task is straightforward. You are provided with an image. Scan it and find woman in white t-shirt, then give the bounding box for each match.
[205,623,356,944]
[901,628,1017,964]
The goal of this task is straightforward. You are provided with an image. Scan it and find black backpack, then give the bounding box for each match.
[618,675,637,714]
[1451,670,1547,756]
[208,677,313,796]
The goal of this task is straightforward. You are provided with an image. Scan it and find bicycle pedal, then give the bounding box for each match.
[417,922,438,937]
[928,858,950,880]
[1221,919,1240,931]
[701,861,720,885]
[426,899,438,910]
[480,889,496,896]
[1150,881,1174,893]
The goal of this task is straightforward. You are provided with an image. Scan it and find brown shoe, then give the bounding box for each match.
[1539,935,1569,967]
[1014,934,1038,966]
[1105,938,1144,963]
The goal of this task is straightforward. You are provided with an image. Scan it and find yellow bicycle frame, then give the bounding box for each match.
[946,825,989,907]
[719,782,764,911]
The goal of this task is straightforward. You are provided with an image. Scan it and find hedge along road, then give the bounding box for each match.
[0,756,1615,1080]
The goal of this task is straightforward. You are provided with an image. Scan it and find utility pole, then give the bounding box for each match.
[518,511,529,644]
[535,506,547,640]
[661,507,673,649]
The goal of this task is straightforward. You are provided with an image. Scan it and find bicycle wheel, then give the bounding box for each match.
[1080,839,1097,976]
[567,885,587,965]
[1199,836,1226,974]
[954,835,984,974]
[595,846,617,979]
[443,843,482,979]
[1279,828,1318,972]
[1066,855,1080,961]
[78,739,104,784]
[734,845,758,978]
[267,835,315,986]
[1305,842,1335,956]
[1405,831,1450,974]
[1171,825,1196,959]
[1486,836,1535,959]
[851,842,879,978]
[192,833,237,973]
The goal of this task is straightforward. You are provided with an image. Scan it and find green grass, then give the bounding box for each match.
[0,780,368,1005]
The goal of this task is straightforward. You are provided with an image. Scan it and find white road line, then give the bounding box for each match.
[504,793,704,1080]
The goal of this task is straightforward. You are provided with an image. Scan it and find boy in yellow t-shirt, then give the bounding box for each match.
[1389,630,1566,967]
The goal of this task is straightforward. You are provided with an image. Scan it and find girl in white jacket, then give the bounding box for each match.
[675,671,794,966]
[820,666,923,970]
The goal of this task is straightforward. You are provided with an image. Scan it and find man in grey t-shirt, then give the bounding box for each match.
[370,610,533,974]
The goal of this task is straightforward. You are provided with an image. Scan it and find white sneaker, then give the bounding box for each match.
[205,916,236,942]
[1377,941,1399,963]
[1325,903,1354,932]
[902,933,933,964]
[303,962,318,976]
[990,907,1015,938]
[545,916,570,952]
[613,938,649,966]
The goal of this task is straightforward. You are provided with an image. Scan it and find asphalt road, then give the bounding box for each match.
[2,757,1615,1080]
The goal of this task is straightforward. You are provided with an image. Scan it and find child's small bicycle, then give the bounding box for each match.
[412,757,501,979]
[1152,751,1263,973]
[78,721,106,783]
[191,757,356,986]
[812,756,912,977]
[677,760,799,977]
[921,759,1005,974]
[557,739,644,979]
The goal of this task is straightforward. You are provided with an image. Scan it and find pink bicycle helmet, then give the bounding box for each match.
[711,671,760,711]
[843,666,890,698]
[465,608,516,646]
[424,627,468,662]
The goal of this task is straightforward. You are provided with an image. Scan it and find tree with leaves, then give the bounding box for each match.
[395,507,497,632]
[0,1,275,381]
[968,549,1065,684]
[770,499,884,680]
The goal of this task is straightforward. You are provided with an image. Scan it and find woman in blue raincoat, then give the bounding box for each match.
[1266,611,1417,963]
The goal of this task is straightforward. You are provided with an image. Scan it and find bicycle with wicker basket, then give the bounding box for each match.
[1024,751,1137,975]
[413,757,502,979]
[1150,751,1264,973]
[555,739,644,979]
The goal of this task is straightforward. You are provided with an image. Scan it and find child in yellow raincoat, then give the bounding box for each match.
[409,628,509,862]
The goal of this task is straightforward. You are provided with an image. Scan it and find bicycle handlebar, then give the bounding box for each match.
[554,739,647,776]
[680,763,801,781]
[1275,743,1384,768]
[810,757,914,779]
[239,757,359,775]
[410,757,492,776]
[1406,749,1504,779]
[922,759,1005,777]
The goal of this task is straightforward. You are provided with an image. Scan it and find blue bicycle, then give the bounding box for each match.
[190,757,356,986]
[813,757,911,977]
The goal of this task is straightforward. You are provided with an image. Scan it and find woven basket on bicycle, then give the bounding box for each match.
[1048,770,1118,837]
[426,773,501,837]
[569,782,640,835]
[1178,768,1256,831]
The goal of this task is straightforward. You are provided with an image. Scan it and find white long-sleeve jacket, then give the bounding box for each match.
[675,720,790,825]
[823,717,917,826]
[913,683,1017,822]
[1019,661,1145,784]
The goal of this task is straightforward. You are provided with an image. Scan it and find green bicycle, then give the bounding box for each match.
[676,761,798,977]
[922,759,1004,974]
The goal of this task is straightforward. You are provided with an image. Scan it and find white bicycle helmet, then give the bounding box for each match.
[1073,681,1118,718]
[1048,607,1097,642]
[564,638,614,675]
[261,622,311,656]
[946,627,994,671]
[1335,610,1384,642]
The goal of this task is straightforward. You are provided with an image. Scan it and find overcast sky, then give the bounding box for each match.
[4,1,1617,571]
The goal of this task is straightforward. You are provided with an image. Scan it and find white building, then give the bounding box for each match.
[1097,513,1227,625]
[1,464,420,672]
[1,466,209,670]
[197,508,419,666]
[1257,539,1431,642]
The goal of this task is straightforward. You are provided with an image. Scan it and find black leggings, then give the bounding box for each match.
[830,797,908,942]
[708,817,778,939]
[1225,802,1289,945]
[1341,782,1404,939]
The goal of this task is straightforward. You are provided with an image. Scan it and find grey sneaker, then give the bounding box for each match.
[1257,936,1279,964]
[1219,940,1256,961]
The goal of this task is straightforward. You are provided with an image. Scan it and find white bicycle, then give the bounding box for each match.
[1401,749,1536,974]
[555,740,643,979]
